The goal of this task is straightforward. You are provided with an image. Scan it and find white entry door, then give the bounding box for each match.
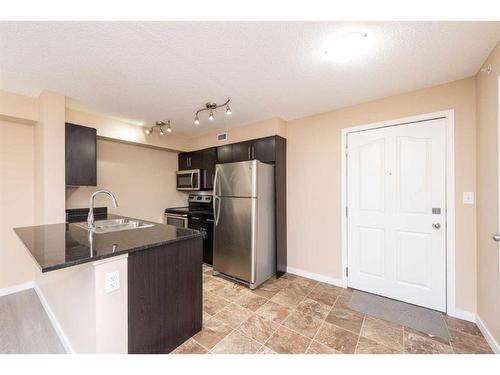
[347,118,447,311]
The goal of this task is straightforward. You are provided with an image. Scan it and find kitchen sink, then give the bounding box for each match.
[75,218,155,233]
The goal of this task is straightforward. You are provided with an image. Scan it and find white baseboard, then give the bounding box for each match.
[0,281,34,297]
[476,314,500,354]
[286,267,345,288]
[447,308,476,323]
[33,284,74,354]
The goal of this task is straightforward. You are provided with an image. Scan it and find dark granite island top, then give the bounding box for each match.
[14,214,202,273]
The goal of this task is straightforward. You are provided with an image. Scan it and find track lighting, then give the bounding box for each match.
[144,120,172,135]
[193,99,231,125]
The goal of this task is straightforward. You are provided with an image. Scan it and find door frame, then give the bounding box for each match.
[340,109,456,314]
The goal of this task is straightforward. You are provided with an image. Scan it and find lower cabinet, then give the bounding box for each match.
[127,237,202,353]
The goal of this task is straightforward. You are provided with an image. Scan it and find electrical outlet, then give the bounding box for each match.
[463,192,475,205]
[105,270,120,293]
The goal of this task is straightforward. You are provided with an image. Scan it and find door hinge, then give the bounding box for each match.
[346,267,349,277]
[345,206,348,217]
[345,147,348,157]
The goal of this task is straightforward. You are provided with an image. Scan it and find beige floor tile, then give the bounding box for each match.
[404,331,453,354]
[213,283,249,301]
[315,321,359,354]
[306,340,340,354]
[257,346,277,354]
[355,337,401,354]
[204,278,230,293]
[289,276,318,293]
[280,273,298,281]
[211,330,262,354]
[250,279,283,299]
[296,298,331,320]
[265,326,311,354]
[203,311,212,324]
[282,310,323,339]
[192,318,233,350]
[255,301,292,324]
[444,315,483,336]
[203,292,231,316]
[307,289,339,306]
[360,316,403,351]
[449,329,493,354]
[325,307,365,335]
[213,303,253,328]
[314,282,344,295]
[239,314,279,344]
[235,293,268,311]
[403,326,450,345]
[171,338,208,354]
[270,285,308,309]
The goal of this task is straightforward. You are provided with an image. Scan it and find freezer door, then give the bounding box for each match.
[215,160,257,198]
[213,197,256,283]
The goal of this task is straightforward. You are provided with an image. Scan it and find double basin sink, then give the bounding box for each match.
[76,218,154,234]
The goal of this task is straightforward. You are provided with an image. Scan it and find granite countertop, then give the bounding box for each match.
[14,214,201,273]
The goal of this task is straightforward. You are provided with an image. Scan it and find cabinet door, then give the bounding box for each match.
[216,144,233,164]
[253,136,276,163]
[189,150,203,170]
[231,140,253,162]
[200,147,217,190]
[178,152,191,170]
[65,123,97,186]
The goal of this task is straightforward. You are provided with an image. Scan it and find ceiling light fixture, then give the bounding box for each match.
[144,120,172,135]
[193,99,231,125]
[323,31,371,63]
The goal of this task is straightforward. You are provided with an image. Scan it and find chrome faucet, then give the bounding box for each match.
[87,190,119,230]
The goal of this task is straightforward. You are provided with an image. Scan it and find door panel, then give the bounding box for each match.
[213,197,255,283]
[347,118,446,311]
[215,160,256,198]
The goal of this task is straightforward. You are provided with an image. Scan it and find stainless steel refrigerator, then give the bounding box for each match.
[213,160,276,289]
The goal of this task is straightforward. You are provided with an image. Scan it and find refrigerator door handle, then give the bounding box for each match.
[213,166,220,225]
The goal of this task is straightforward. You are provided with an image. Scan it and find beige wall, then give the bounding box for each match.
[187,117,287,151]
[476,42,500,346]
[286,77,477,313]
[65,138,186,223]
[66,108,190,152]
[0,120,39,289]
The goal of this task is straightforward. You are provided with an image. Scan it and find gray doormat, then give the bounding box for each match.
[349,290,450,342]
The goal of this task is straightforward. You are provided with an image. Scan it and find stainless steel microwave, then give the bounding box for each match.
[176,169,201,191]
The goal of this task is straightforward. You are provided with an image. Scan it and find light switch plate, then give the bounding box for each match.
[463,192,475,205]
[105,270,120,293]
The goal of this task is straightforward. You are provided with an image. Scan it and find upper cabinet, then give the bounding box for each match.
[215,136,277,164]
[65,123,97,186]
[178,147,217,190]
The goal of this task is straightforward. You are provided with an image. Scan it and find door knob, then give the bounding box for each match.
[493,234,500,242]
[432,222,441,230]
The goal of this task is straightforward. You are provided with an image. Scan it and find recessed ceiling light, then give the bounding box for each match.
[323,31,372,63]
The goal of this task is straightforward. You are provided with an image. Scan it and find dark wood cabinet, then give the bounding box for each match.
[65,123,97,186]
[178,147,217,190]
[200,147,217,190]
[178,153,191,170]
[253,136,276,163]
[128,237,203,353]
[216,144,233,164]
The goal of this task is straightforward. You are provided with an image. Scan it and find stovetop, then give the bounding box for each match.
[165,194,213,216]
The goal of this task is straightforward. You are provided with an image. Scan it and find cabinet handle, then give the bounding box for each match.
[252,146,255,159]
[191,216,200,220]
[248,146,251,160]
[206,219,214,222]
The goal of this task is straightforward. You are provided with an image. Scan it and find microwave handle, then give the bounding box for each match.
[191,171,195,189]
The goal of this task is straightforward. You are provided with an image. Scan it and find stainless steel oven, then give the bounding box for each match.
[164,212,188,228]
[176,169,201,191]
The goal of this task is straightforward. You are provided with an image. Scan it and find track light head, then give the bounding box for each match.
[226,104,232,116]
[208,109,214,121]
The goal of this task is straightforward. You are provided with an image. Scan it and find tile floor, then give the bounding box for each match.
[172,264,493,354]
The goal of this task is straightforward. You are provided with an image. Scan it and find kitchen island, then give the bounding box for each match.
[14,214,203,354]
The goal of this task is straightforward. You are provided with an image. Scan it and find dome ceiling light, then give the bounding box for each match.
[144,120,172,135]
[323,31,372,63]
[194,99,231,125]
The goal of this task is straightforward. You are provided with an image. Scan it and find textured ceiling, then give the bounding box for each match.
[1,21,499,136]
